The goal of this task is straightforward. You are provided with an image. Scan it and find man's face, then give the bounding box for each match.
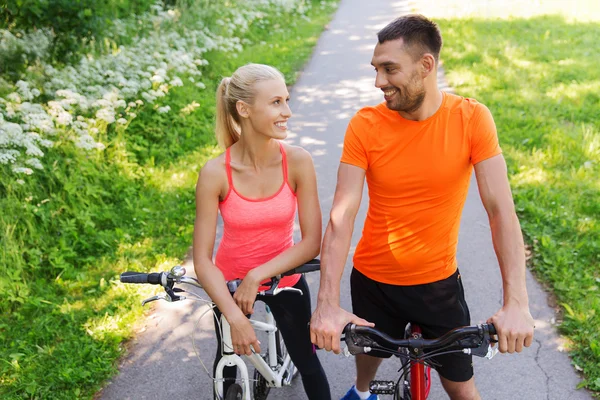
[371,38,425,113]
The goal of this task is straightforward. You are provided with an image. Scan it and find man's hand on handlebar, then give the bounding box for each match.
[310,302,374,354]
[488,302,535,354]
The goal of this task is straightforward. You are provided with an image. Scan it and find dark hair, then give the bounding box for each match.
[377,14,442,64]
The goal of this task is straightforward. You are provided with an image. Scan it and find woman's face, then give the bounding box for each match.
[244,78,292,140]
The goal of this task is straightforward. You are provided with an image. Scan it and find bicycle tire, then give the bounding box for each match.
[225,383,243,400]
[395,349,412,400]
[252,362,271,400]
[276,330,298,384]
[394,323,431,400]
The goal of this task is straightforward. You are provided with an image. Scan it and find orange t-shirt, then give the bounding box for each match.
[341,92,502,285]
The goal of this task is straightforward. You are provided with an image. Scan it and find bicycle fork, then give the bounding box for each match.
[214,316,253,400]
[214,307,288,400]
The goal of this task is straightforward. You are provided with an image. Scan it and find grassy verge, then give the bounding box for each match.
[0,1,339,399]
[437,16,600,393]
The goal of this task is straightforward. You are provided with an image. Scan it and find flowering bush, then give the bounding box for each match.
[0,0,315,176]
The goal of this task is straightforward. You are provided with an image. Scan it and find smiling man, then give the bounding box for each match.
[310,14,535,400]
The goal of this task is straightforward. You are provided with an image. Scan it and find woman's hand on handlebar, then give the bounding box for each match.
[228,312,261,355]
[233,270,261,315]
[310,301,374,354]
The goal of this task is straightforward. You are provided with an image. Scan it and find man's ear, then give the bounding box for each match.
[420,53,435,77]
[236,100,250,119]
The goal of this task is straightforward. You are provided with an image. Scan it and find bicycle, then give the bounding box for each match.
[342,322,498,399]
[120,259,321,400]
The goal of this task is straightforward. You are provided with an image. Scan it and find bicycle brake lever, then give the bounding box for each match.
[470,328,499,358]
[273,287,303,296]
[142,294,166,306]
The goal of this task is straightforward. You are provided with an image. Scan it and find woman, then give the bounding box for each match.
[193,63,330,399]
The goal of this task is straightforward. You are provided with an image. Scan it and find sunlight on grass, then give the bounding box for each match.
[413,0,600,21]
[446,69,493,91]
[513,168,548,185]
[436,15,600,392]
[145,146,221,192]
[547,81,600,103]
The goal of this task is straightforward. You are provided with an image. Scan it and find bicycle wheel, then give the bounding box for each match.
[225,383,243,400]
[395,324,431,400]
[276,330,298,384]
[394,349,412,400]
[252,363,271,400]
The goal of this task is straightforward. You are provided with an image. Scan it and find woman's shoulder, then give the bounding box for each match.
[198,152,227,186]
[281,142,313,166]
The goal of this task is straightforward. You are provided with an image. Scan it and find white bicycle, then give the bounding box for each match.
[120,259,321,400]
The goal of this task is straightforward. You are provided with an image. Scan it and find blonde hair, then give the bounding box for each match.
[215,63,285,149]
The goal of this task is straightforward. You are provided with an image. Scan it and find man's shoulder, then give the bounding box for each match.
[350,102,388,129]
[445,92,488,119]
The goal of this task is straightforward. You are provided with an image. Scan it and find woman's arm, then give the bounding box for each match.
[193,158,260,355]
[233,146,322,314]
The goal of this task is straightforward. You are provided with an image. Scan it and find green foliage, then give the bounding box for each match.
[0,1,339,399]
[438,15,600,394]
[0,0,168,67]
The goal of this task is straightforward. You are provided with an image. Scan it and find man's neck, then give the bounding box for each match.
[398,88,444,122]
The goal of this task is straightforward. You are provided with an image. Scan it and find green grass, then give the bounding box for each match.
[437,16,600,394]
[0,1,339,399]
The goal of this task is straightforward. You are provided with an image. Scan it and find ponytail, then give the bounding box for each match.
[214,64,285,149]
[215,77,241,149]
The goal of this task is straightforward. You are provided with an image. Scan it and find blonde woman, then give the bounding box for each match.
[193,64,331,399]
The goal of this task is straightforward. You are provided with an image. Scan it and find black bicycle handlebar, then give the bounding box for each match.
[120,271,163,284]
[343,322,496,356]
[281,258,320,276]
[119,259,321,293]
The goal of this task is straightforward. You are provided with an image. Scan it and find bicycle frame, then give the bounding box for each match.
[214,305,292,400]
[408,325,430,400]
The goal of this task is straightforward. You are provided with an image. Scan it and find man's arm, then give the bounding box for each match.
[310,163,374,354]
[474,154,534,353]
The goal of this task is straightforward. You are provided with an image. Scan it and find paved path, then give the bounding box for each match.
[97,1,592,399]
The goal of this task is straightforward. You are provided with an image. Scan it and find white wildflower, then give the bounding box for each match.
[141,92,156,103]
[0,149,20,164]
[26,158,44,170]
[180,101,200,115]
[170,77,183,87]
[151,74,165,83]
[157,105,171,114]
[195,82,206,89]
[13,167,34,175]
[76,135,100,150]
[7,92,21,103]
[96,108,116,124]
[117,118,127,125]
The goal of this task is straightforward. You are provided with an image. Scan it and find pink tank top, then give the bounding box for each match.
[214,142,300,288]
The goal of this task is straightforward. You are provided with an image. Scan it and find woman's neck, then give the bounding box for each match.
[233,134,279,170]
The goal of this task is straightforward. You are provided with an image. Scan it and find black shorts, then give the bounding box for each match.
[350,268,473,382]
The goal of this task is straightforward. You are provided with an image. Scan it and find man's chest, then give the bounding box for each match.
[365,123,472,195]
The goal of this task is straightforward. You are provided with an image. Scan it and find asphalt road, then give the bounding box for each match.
[97,1,592,399]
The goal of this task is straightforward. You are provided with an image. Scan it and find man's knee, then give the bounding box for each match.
[356,354,384,370]
[440,376,480,400]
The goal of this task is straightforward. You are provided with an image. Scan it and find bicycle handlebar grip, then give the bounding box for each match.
[486,323,497,335]
[120,271,162,284]
[285,259,321,276]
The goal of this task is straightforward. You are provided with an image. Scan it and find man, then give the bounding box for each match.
[310,14,535,400]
